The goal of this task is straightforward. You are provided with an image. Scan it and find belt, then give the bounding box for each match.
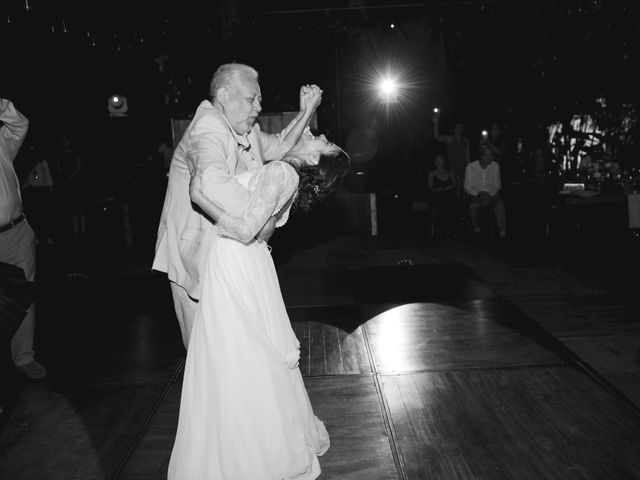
[0,214,26,233]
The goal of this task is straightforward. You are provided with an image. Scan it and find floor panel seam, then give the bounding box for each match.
[374,362,575,377]
[110,356,185,480]
[361,324,408,480]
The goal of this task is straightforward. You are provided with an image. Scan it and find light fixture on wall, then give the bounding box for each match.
[108,94,128,117]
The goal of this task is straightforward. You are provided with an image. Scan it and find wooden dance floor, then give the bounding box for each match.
[1,238,640,479]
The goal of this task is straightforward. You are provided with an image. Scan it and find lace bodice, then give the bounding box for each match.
[214,161,299,243]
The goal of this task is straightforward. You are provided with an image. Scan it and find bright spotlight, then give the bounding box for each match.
[379,77,399,103]
[380,78,397,95]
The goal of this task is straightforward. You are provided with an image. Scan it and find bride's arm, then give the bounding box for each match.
[189,162,298,243]
[189,172,266,242]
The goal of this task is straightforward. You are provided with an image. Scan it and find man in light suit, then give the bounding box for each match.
[153,63,321,348]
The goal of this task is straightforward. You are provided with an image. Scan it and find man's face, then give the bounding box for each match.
[454,124,464,136]
[222,78,262,135]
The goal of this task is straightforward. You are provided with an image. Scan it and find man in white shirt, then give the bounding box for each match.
[0,98,47,379]
[464,146,506,238]
[153,63,321,348]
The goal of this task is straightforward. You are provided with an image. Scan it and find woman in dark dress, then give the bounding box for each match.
[427,154,458,237]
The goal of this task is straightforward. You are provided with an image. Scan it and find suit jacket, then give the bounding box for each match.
[152,100,291,300]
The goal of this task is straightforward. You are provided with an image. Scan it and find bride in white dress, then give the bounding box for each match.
[168,130,350,480]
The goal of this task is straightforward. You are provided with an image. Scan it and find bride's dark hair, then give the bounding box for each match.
[290,149,351,212]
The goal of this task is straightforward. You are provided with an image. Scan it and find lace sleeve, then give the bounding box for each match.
[214,161,299,243]
[274,191,297,229]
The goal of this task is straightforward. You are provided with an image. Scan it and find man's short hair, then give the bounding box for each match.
[209,63,258,101]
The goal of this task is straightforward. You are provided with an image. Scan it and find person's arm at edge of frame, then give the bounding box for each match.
[0,99,29,163]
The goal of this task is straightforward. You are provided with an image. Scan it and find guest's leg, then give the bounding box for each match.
[469,197,481,232]
[170,281,198,349]
[5,222,37,368]
[12,307,35,367]
[454,170,464,202]
[494,196,507,237]
[454,172,465,222]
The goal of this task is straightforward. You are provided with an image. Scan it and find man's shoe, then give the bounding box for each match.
[17,361,47,380]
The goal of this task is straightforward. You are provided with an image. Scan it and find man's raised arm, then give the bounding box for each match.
[0,99,29,163]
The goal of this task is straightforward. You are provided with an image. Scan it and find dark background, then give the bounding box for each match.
[2,0,638,196]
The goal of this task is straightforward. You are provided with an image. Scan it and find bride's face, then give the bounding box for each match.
[298,130,340,166]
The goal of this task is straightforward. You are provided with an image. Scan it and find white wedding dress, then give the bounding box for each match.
[168,161,329,480]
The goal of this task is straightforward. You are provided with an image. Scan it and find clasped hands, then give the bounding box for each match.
[299,84,322,115]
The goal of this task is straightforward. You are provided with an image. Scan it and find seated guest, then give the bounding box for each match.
[464,146,506,238]
[427,154,458,237]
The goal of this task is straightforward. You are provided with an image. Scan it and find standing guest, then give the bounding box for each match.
[479,122,507,163]
[530,145,549,184]
[433,111,470,199]
[0,98,47,379]
[483,122,521,199]
[21,144,56,245]
[56,135,88,245]
[464,146,506,238]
